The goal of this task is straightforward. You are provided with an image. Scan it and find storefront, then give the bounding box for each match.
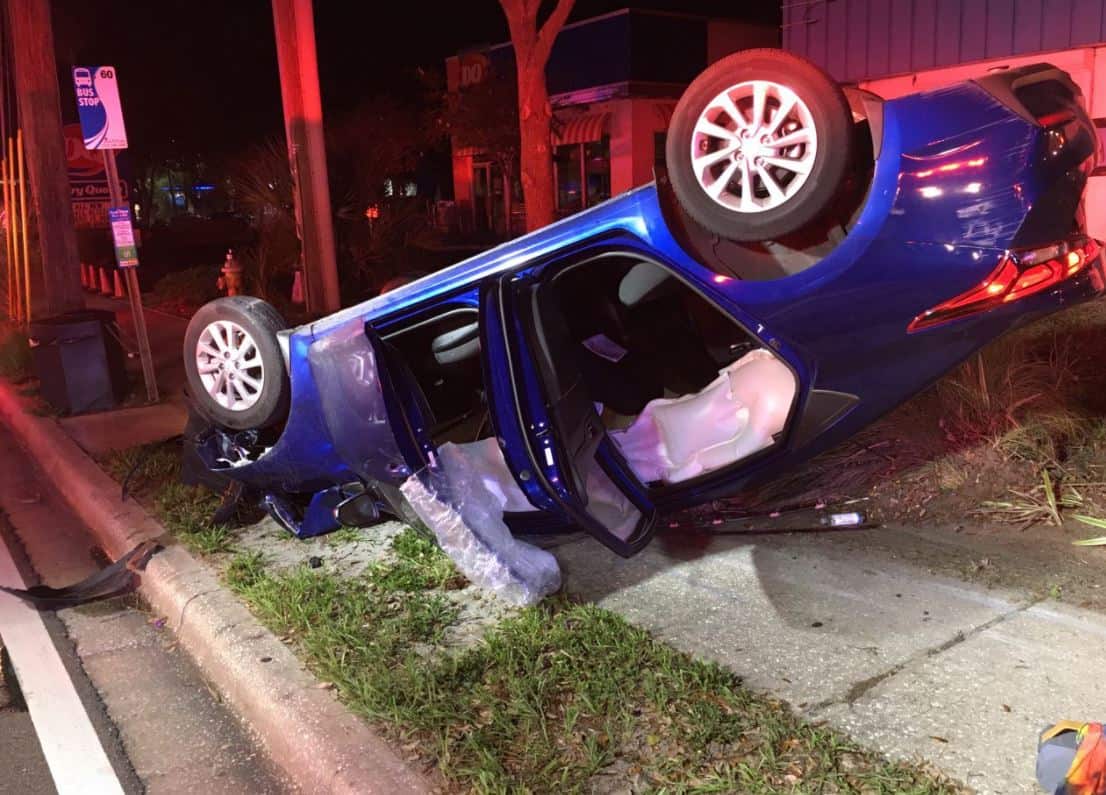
[446,8,774,238]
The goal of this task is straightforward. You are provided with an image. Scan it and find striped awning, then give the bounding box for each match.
[553,112,609,146]
[654,102,677,128]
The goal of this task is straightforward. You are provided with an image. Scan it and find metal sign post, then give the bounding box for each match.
[74,65,158,403]
[103,151,157,402]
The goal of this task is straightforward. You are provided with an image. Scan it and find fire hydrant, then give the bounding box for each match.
[218,249,244,296]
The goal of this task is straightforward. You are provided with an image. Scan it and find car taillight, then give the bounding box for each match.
[908,237,1100,332]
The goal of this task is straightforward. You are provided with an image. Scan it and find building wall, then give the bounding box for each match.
[707,19,779,62]
[784,0,1106,83]
[850,45,1106,238]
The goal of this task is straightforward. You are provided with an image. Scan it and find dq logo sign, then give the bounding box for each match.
[459,53,490,88]
[64,124,103,179]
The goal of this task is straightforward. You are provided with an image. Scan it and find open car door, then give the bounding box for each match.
[480,274,659,557]
[309,320,438,487]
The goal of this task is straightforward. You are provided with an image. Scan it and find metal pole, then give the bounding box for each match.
[17,128,30,323]
[102,150,158,403]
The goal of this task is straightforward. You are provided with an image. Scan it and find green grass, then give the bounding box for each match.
[102,441,233,554]
[365,526,467,592]
[226,542,959,794]
[325,527,364,546]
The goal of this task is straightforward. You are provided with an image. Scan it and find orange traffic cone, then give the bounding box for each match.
[291,269,305,305]
[113,269,125,298]
[99,267,112,295]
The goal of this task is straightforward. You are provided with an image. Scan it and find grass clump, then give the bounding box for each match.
[103,441,232,554]
[0,325,31,382]
[227,552,960,794]
[366,527,466,592]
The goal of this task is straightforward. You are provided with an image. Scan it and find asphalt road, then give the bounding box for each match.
[0,664,55,795]
[0,423,292,794]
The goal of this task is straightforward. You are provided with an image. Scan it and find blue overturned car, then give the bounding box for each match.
[183,49,1102,558]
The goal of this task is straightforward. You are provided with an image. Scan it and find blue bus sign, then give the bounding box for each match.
[72,66,128,150]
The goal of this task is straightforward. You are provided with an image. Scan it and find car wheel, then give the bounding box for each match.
[183,296,290,431]
[666,48,854,242]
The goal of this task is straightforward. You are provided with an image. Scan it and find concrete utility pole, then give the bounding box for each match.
[270,0,340,315]
[6,0,84,318]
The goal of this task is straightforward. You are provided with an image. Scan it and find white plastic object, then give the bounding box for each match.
[399,442,560,606]
[612,349,795,484]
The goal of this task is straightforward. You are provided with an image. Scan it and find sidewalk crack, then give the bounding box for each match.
[809,596,1042,714]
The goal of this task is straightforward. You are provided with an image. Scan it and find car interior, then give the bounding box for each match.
[384,253,797,519]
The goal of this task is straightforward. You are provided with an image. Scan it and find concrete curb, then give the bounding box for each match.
[0,382,435,795]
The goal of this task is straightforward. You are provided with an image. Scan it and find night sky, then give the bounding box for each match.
[50,0,779,162]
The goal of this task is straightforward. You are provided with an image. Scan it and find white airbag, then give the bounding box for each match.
[612,349,795,484]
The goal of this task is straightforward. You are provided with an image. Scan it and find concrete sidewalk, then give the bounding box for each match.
[554,528,1106,794]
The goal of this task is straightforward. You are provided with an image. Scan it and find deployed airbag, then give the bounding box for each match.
[611,349,795,484]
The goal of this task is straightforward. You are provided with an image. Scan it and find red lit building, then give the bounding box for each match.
[445,8,775,238]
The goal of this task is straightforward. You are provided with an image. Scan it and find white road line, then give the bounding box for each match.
[0,536,124,795]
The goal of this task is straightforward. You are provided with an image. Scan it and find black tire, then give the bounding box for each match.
[183,296,290,431]
[666,48,854,242]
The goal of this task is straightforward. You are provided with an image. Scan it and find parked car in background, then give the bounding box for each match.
[182,50,1101,556]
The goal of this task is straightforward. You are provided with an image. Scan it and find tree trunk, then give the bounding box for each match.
[501,162,513,238]
[516,74,554,231]
[7,0,85,319]
[498,0,575,233]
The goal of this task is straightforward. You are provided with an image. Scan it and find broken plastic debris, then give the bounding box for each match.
[399,441,561,606]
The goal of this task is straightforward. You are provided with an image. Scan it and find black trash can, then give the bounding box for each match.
[28,310,128,414]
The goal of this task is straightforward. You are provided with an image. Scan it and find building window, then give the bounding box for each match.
[555,143,583,213]
[584,138,611,207]
[555,137,611,213]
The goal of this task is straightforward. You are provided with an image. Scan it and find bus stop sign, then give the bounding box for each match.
[72,66,128,150]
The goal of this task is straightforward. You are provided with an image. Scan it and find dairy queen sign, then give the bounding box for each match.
[65,123,128,229]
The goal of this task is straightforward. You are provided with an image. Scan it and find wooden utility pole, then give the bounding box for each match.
[6,0,84,319]
[271,0,340,315]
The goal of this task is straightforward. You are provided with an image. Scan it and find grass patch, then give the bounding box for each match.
[0,324,31,382]
[227,553,958,793]
[325,527,364,546]
[102,441,232,554]
[366,527,467,592]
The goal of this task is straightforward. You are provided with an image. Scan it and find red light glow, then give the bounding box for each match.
[911,157,987,178]
[908,237,1100,332]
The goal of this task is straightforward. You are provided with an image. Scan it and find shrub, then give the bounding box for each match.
[0,325,31,382]
[149,265,221,313]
